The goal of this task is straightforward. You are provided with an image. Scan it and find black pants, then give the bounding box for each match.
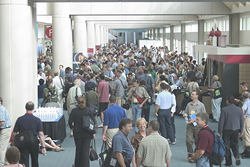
[222,129,240,166]
[19,138,39,167]
[142,105,150,123]
[157,109,175,142]
[171,115,176,139]
[74,137,91,167]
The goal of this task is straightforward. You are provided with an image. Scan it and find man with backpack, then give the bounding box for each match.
[188,112,214,167]
[43,79,58,104]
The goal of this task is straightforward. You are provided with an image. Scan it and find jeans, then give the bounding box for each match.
[195,156,210,167]
[132,104,142,133]
[212,97,222,121]
[157,109,175,142]
[223,129,240,166]
[38,98,44,108]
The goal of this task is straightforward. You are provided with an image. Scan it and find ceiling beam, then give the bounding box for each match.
[37,2,231,16]
[239,2,247,6]
[223,2,232,9]
[231,2,239,7]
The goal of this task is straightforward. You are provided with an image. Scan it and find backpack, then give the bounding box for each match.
[82,112,98,135]
[201,127,226,166]
[46,87,58,103]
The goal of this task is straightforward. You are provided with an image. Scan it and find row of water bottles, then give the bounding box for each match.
[34,107,63,122]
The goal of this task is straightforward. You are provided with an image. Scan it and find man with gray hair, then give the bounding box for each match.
[67,78,82,137]
[242,91,250,155]
[137,120,172,167]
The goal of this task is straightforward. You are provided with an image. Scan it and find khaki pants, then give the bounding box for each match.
[126,108,133,121]
[186,124,200,153]
[116,97,124,107]
[0,127,11,166]
[243,117,250,150]
[106,128,119,149]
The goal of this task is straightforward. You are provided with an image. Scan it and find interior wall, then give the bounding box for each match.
[221,64,239,107]
[240,31,250,45]
[239,63,250,93]
[127,32,134,44]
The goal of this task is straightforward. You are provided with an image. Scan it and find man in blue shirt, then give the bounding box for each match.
[65,67,75,85]
[155,83,176,144]
[173,74,182,88]
[0,97,12,166]
[102,96,127,148]
[59,64,65,81]
[242,91,250,153]
[112,118,135,167]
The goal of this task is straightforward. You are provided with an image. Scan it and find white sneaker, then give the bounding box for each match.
[98,123,103,128]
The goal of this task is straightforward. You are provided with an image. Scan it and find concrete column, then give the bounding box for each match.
[163,27,166,46]
[181,24,186,53]
[229,13,240,44]
[29,1,38,108]
[52,3,72,70]
[170,25,174,50]
[198,20,204,45]
[106,28,109,44]
[74,16,87,56]
[153,28,156,40]
[157,28,160,40]
[198,20,205,64]
[0,0,36,124]
[95,24,100,49]
[100,26,104,47]
[87,21,95,52]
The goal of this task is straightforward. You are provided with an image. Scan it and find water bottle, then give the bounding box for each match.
[184,116,189,124]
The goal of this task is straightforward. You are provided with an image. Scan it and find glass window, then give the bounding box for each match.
[174,26,181,33]
[247,18,250,30]
[166,27,170,33]
[159,28,163,33]
[225,20,229,31]
[240,17,243,31]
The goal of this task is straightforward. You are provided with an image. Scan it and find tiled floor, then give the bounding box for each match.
[38,105,249,167]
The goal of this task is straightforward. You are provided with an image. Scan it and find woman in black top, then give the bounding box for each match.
[68,96,95,167]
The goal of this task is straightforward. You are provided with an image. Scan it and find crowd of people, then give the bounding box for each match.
[0,41,250,167]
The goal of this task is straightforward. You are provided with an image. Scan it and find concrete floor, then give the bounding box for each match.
[38,105,249,167]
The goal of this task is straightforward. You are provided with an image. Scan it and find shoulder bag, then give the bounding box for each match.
[14,117,36,149]
[134,89,144,104]
[99,141,108,167]
[83,108,98,134]
[212,81,223,99]
[89,139,99,161]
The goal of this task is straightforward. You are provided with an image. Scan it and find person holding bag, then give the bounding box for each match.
[128,80,149,133]
[68,96,95,167]
[208,75,222,122]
